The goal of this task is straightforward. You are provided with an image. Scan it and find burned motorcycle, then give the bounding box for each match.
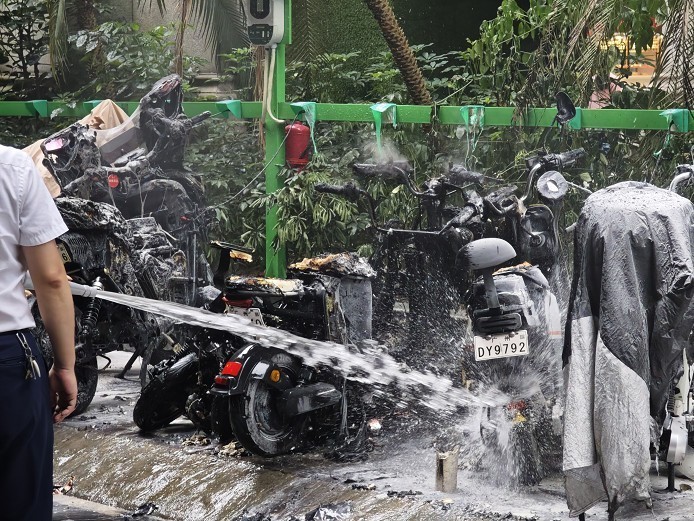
[41,75,213,290]
[132,242,252,434]
[135,251,374,458]
[42,75,209,236]
[29,198,181,415]
[315,146,585,484]
[319,162,483,364]
[29,76,215,414]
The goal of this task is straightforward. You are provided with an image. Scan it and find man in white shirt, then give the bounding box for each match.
[0,145,77,520]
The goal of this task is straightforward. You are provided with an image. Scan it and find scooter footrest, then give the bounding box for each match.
[475,313,523,334]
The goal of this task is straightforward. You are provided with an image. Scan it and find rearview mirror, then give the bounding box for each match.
[555,92,576,126]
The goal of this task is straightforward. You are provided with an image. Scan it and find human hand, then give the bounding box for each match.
[48,366,77,423]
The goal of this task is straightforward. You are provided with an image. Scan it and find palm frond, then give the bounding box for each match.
[651,0,694,109]
[47,0,69,80]
[190,0,248,67]
[557,0,603,82]
[517,0,629,108]
[291,0,324,63]
[562,0,622,103]
[136,0,167,16]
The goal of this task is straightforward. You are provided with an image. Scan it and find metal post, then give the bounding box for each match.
[264,0,292,278]
[667,462,676,492]
[435,447,459,493]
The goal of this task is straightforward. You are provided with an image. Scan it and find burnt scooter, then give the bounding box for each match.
[324,161,489,365]
[41,75,213,293]
[209,253,374,456]
[31,77,214,414]
[132,242,254,436]
[134,246,374,457]
[43,75,210,239]
[315,146,584,484]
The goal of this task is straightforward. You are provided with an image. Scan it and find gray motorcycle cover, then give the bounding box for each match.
[563,181,694,515]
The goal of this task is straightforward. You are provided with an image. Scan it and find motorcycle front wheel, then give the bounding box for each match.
[478,406,544,486]
[73,341,98,417]
[509,421,543,486]
[32,304,98,417]
[228,353,305,457]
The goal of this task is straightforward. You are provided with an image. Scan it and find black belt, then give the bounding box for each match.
[0,328,31,337]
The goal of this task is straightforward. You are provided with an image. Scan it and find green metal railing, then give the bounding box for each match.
[1,0,691,276]
[2,99,691,131]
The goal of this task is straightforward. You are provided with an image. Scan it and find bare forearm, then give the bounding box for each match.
[35,283,75,369]
[23,242,75,369]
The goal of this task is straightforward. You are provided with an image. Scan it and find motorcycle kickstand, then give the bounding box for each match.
[607,497,618,521]
[117,350,140,379]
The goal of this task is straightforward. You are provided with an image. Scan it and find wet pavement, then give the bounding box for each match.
[53,352,694,521]
[54,494,165,520]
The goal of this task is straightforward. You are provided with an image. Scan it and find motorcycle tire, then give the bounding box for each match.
[72,345,99,417]
[32,304,98,417]
[228,352,305,457]
[133,353,198,432]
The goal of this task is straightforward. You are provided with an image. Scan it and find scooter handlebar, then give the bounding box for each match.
[189,111,212,126]
[314,182,363,201]
[544,148,586,169]
[447,164,486,186]
[351,162,412,182]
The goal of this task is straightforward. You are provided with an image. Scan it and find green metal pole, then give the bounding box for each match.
[264,0,292,278]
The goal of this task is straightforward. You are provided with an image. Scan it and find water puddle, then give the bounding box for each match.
[92,288,513,412]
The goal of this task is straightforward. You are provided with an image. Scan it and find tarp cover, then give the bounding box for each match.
[563,181,694,516]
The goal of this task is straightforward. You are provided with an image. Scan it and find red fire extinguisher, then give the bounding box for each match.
[284,122,311,171]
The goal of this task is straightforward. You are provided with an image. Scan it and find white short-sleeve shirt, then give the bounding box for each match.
[0,145,68,332]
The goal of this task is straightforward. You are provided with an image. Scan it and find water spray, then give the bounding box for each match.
[24,276,514,414]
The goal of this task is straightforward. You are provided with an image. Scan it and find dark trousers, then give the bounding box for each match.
[0,330,53,521]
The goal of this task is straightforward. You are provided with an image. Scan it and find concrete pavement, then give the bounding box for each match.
[53,494,165,520]
[52,352,694,521]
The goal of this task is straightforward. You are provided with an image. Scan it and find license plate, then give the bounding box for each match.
[474,330,529,361]
[226,306,265,326]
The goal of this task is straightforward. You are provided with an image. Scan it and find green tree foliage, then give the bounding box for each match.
[67,22,204,99]
[462,0,671,107]
[0,0,50,100]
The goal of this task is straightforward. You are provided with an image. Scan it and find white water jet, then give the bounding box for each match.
[50,278,511,414]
